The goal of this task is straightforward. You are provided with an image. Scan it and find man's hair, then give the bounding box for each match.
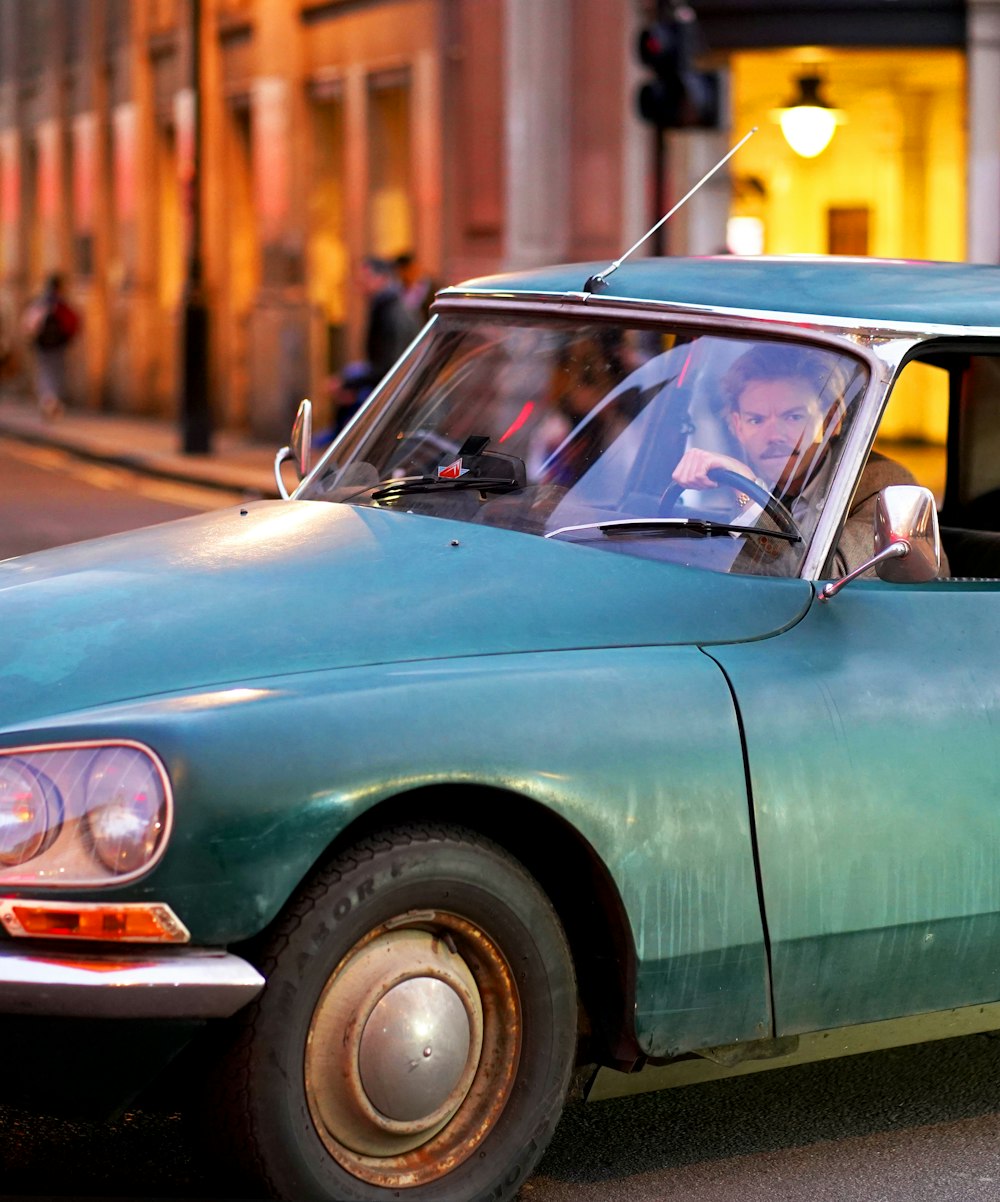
[362,256,397,278]
[719,343,849,416]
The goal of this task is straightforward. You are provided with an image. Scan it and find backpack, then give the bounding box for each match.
[34,301,77,350]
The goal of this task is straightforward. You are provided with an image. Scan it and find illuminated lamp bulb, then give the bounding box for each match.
[774,74,844,159]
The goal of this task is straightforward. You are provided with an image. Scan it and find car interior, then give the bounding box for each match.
[884,348,1000,579]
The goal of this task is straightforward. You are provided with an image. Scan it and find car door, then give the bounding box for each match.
[709,575,1000,1036]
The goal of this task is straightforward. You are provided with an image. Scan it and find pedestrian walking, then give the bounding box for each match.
[394,251,437,325]
[325,256,419,440]
[22,273,80,418]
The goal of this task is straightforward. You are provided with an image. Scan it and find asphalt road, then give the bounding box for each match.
[2,1033,1000,1200]
[529,1036,1000,1201]
[0,435,242,559]
[3,440,1000,1201]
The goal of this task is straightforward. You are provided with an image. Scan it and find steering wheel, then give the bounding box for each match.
[659,466,802,539]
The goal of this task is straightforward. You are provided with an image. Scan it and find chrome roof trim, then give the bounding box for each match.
[433,289,1000,344]
[800,354,900,581]
[0,945,265,1018]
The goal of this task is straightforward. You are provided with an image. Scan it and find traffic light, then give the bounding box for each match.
[637,4,719,130]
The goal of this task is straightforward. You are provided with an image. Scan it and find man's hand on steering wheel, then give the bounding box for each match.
[671,448,755,491]
[663,449,802,539]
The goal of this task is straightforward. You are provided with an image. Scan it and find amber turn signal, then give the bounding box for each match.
[0,899,190,943]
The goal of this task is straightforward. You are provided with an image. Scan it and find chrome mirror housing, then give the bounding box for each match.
[820,485,941,600]
[873,484,941,583]
[274,399,314,500]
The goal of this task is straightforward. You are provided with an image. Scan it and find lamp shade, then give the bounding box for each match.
[775,75,844,158]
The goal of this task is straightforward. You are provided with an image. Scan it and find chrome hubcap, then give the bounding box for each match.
[304,912,521,1189]
[306,927,484,1157]
[358,975,472,1122]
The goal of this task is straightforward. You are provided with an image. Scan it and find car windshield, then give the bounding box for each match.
[302,314,869,576]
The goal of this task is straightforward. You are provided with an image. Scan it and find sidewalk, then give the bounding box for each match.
[0,391,281,499]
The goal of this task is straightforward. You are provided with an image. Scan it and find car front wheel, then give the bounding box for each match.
[210,823,578,1201]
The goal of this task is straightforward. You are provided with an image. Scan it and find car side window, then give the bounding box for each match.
[892,351,1000,580]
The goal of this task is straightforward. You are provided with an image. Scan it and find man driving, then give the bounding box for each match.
[671,343,947,577]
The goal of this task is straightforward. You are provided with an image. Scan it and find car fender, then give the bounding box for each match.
[12,644,771,1057]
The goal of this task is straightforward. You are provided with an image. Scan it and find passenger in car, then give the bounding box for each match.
[671,343,949,578]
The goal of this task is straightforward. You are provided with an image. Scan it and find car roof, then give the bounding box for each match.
[443,255,1000,330]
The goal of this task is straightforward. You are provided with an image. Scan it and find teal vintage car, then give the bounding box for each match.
[3,254,1000,1201]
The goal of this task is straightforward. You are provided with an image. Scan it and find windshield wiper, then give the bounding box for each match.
[371,475,521,501]
[544,517,801,542]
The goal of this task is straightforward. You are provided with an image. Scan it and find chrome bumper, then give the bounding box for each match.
[0,945,265,1018]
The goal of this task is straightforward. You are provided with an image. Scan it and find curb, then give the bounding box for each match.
[0,403,281,500]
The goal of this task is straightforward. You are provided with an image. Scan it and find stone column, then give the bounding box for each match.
[246,0,311,441]
[503,0,571,269]
[966,0,1000,263]
[411,47,443,285]
[342,64,370,362]
[620,0,648,256]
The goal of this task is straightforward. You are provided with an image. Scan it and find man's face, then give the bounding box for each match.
[729,376,825,487]
[358,263,389,296]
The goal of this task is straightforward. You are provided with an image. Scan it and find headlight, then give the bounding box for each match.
[0,742,171,887]
[84,747,167,874]
[0,759,62,867]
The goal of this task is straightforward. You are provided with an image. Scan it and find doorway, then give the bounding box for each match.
[729,48,965,263]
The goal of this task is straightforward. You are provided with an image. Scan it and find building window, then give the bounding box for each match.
[367,69,413,260]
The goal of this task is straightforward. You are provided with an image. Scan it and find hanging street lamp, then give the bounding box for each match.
[774,74,845,158]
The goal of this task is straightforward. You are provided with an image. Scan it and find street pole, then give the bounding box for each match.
[651,0,668,257]
[181,0,211,454]
[652,125,668,256]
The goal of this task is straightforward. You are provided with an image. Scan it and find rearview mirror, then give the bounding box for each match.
[273,399,314,500]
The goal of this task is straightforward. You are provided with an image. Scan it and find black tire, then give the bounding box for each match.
[209,823,578,1202]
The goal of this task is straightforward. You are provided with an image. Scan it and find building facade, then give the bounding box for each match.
[0,0,997,442]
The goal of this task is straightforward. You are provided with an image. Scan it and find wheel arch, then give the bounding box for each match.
[323,783,643,1071]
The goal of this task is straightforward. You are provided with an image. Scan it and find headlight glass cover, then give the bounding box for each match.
[0,759,61,867]
[0,742,171,887]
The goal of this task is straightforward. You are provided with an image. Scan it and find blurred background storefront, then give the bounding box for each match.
[0,0,993,447]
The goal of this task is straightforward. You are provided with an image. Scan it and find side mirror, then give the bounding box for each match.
[820,485,941,600]
[273,399,313,500]
[873,484,941,583]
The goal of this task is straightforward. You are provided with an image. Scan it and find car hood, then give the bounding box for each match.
[0,500,812,727]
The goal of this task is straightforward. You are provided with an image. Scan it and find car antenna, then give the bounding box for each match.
[583,126,758,295]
